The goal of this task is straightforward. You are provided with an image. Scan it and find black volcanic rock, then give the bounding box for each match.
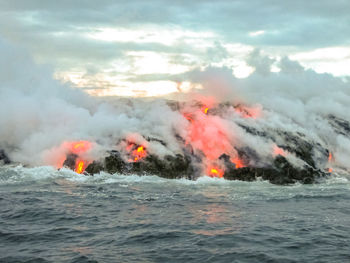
[0,149,10,164]
[84,151,195,179]
[85,161,104,175]
[276,131,316,168]
[81,149,326,185]
[223,155,325,185]
[238,124,329,169]
[223,167,259,182]
[104,150,127,174]
[328,115,350,137]
[63,153,78,170]
[131,154,194,179]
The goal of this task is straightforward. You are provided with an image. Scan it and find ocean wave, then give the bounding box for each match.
[1,164,349,185]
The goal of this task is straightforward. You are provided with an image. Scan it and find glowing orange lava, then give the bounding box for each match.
[75,160,85,174]
[328,152,333,161]
[185,114,233,160]
[328,152,333,173]
[273,145,287,157]
[202,106,209,114]
[231,157,245,168]
[131,145,147,162]
[182,99,259,177]
[183,113,194,123]
[54,140,93,169]
[208,167,224,178]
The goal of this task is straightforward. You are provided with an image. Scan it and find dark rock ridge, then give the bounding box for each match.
[62,153,78,170]
[221,154,325,185]
[85,151,195,180]
[328,115,350,137]
[237,125,329,169]
[81,149,327,185]
[0,149,11,165]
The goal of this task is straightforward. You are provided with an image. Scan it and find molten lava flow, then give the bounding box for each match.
[182,99,260,178]
[185,113,234,161]
[202,106,209,114]
[231,157,245,168]
[328,152,333,173]
[128,144,147,162]
[75,160,85,174]
[208,167,224,178]
[328,152,333,161]
[183,113,194,123]
[55,140,93,170]
[273,145,287,157]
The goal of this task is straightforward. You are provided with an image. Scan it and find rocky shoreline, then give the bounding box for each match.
[80,150,327,185]
[1,111,347,185]
[0,138,332,185]
[58,122,330,185]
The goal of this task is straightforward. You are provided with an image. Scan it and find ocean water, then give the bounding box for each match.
[0,166,350,263]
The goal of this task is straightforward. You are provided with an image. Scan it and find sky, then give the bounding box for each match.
[1,0,350,97]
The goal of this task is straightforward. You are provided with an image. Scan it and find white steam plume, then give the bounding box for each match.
[1,40,349,174]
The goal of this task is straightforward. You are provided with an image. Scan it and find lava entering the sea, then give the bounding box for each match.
[207,167,224,178]
[59,140,93,174]
[181,100,255,178]
[75,160,85,174]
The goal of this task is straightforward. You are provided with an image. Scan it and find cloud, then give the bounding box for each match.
[1,0,349,48]
[0,0,350,95]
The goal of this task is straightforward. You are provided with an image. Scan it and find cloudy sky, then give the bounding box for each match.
[1,0,349,96]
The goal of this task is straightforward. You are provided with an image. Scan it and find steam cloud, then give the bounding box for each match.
[1,39,350,175]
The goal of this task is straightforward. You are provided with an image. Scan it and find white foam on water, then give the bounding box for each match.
[0,164,348,185]
[1,168,349,204]
[1,165,349,204]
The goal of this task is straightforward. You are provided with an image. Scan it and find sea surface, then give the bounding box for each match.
[1,165,350,263]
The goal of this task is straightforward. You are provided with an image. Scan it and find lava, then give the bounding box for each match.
[208,167,224,178]
[56,140,93,173]
[183,100,242,178]
[185,114,233,160]
[273,145,287,157]
[126,143,147,162]
[328,152,333,161]
[183,113,194,123]
[75,160,85,174]
[328,152,333,173]
[231,157,245,168]
[202,106,209,114]
[133,145,147,161]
